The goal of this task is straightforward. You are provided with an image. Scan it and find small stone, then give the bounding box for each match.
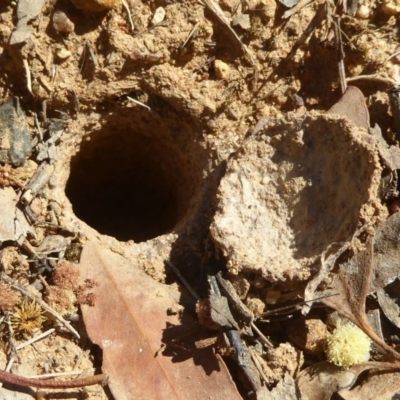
[69,0,118,12]
[52,10,74,34]
[232,14,251,30]
[287,319,328,356]
[356,4,371,19]
[55,48,72,61]
[214,60,231,80]
[245,296,265,317]
[382,0,400,15]
[151,7,166,25]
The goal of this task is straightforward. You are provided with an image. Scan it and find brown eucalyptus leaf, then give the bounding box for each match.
[377,284,400,329]
[296,361,357,400]
[328,86,369,130]
[80,242,242,400]
[317,275,357,326]
[372,213,400,291]
[338,370,400,400]
[339,213,400,294]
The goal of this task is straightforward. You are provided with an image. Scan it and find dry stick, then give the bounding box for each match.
[121,0,134,31]
[126,96,151,112]
[203,0,256,67]
[347,74,396,87]
[166,260,201,301]
[22,59,32,94]
[180,22,201,50]
[1,274,80,340]
[0,369,108,389]
[16,329,55,351]
[333,16,347,94]
[216,273,273,347]
[250,322,273,348]
[248,347,269,385]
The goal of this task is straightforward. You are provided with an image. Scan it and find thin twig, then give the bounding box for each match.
[203,0,256,67]
[0,369,108,389]
[386,49,400,62]
[122,0,134,32]
[251,322,273,348]
[249,347,269,385]
[180,22,201,50]
[333,16,347,94]
[126,96,151,111]
[1,274,80,339]
[22,59,32,94]
[347,74,396,87]
[166,260,200,301]
[16,329,56,351]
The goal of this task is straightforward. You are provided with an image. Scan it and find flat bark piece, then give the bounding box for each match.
[208,294,240,330]
[328,86,370,129]
[80,242,241,400]
[0,187,30,244]
[9,0,47,45]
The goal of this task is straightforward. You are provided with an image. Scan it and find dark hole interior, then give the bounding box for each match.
[66,129,191,243]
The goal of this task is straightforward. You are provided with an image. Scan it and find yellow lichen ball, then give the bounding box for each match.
[325,322,371,369]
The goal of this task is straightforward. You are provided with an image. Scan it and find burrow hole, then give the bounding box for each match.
[66,113,203,243]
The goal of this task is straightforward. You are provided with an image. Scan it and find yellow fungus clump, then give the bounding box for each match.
[325,322,371,369]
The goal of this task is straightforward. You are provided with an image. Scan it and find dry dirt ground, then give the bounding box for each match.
[1,0,400,399]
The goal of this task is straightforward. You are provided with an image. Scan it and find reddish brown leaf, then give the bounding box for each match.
[80,242,242,400]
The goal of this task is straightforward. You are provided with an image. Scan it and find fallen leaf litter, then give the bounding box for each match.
[1,0,400,399]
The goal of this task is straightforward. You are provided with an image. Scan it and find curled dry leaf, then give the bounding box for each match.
[338,369,400,400]
[80,242,242,400]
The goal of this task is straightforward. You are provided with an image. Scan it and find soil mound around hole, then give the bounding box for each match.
[210,112,384,282]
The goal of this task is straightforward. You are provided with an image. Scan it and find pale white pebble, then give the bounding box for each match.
[152,7,166,25]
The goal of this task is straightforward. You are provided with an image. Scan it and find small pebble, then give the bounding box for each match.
[356,4,371,19]
[55,48,72,61]
[382,0,400,15]
[214,60,231,80]
[52,10,75,34]
[232,14,251,30]
[151,7,166,25]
